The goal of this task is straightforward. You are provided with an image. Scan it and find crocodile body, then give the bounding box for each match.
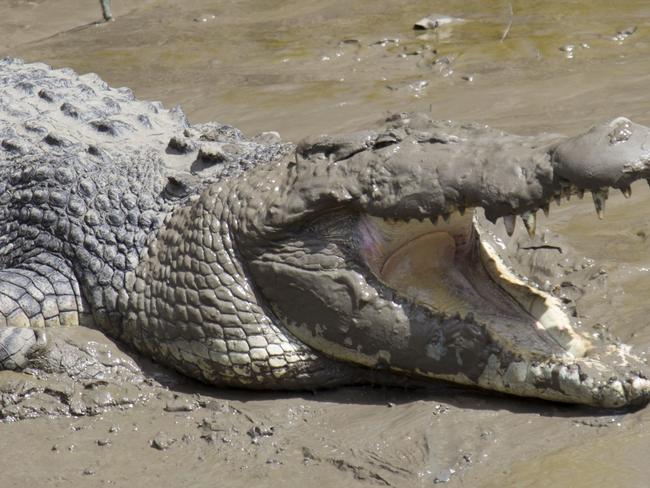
[2,58,650,407]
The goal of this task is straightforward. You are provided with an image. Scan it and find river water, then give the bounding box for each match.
[2,1,650,486]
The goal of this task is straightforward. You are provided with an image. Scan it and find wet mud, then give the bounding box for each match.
[2,0,650,486]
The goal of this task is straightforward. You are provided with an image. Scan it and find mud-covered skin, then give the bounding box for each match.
[2,58,650,407]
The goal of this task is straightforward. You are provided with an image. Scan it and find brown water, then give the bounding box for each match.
[2,0,650,486]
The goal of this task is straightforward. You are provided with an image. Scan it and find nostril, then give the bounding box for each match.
[608,119,633,145]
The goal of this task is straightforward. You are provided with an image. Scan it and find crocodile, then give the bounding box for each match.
[1,58,650,408]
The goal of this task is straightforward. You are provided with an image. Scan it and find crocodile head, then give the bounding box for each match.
[238,113,650,407]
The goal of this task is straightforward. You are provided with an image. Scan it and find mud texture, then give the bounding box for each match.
[2,1,650,487]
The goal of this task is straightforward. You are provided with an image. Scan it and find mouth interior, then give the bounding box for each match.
[359,212,590,358]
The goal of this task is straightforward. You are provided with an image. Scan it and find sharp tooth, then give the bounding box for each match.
[577,188,585,199]
[621,186,632,199]
[542,204,550,217]
[561,185,572,201]
[592,188,609,219]
[522,211,536,237]
[442,213,451,224]
[429,216,438,225]
[503,215,516,236]
[458,205,466,216]
[554,194,562,206]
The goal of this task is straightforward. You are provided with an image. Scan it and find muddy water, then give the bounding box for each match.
[2,0,650,486]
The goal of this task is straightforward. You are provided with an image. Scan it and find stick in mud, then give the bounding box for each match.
[501,3,513,42]
[100,0,114,22]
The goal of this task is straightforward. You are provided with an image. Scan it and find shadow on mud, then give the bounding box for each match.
[136,335,643,419]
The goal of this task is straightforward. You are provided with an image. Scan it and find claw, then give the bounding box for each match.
[621,186,632,198]
[0,327,42,370]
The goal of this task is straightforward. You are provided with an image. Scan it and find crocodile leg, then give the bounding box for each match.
[0,328,44,369]
[0,254,91,370]
[0,253,149,418]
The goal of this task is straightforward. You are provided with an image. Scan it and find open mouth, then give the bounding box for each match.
[246,114,650,406]
[358,210,590,361]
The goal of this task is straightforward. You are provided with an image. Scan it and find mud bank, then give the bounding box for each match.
[2,1,650,487]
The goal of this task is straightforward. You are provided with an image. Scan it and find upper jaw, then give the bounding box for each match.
[481,117,650,236]
[269,114,650,238]
[552,117,650,192]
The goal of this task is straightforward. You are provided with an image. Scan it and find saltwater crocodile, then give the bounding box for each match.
[1,58,650,408]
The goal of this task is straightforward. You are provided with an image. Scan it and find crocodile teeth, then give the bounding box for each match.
[592,188,609,219]
[503,215,516,236]
[620,186,632,198]
[442,213,451,224]
[576,188,585,199]
[542,204,550,217]
[429,216,438,225]
[458,205,466,216]
[522,211,536,237]
[554,194,562,206]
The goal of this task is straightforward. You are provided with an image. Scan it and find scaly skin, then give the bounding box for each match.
[2,58,650,407]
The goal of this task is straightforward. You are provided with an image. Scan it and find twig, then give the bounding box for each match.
[100,0,114,22]
[500,3,513,42]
